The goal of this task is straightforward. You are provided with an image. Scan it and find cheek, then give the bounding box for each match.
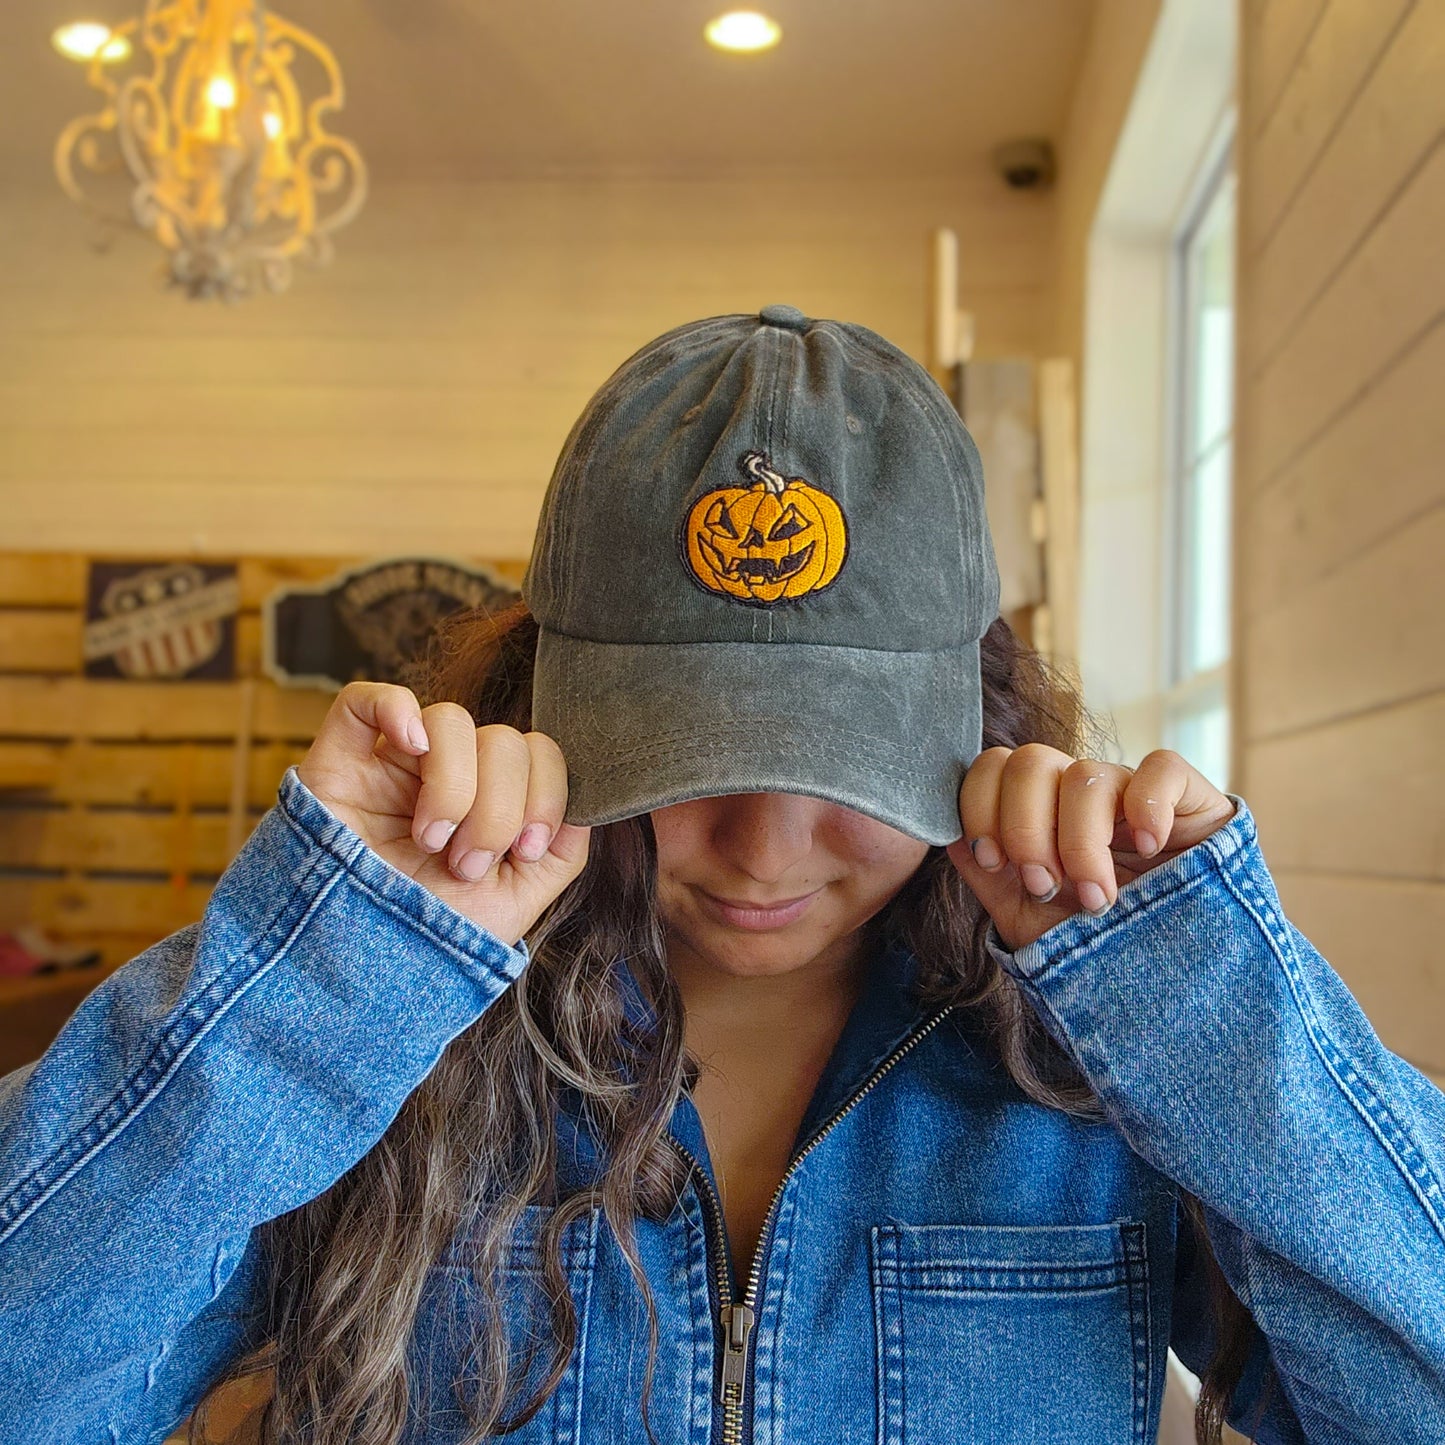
[648,802,709,872]
[828,814,930,880]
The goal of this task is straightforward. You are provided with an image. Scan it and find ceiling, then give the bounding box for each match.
[8,0,1094,184]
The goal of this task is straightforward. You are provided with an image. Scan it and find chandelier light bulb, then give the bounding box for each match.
[53,22,131,63]
[705,11,782,53]
[204,73,238,109]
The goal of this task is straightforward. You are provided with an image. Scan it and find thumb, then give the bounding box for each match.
[946,835,1001,897]
[508,822,592,921]
[544,822,592,875]
[944,835,1071,954]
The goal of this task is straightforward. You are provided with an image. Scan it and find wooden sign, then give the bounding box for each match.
[82,561,240,681]
[262,555,520,691]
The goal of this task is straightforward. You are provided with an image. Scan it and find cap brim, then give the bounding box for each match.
[531,630,982,846]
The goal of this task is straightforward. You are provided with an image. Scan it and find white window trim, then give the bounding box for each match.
[1159,112,1236,788]
[1076,0,1235,790]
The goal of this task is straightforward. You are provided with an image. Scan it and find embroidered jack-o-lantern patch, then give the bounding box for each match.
[682,450,848,605]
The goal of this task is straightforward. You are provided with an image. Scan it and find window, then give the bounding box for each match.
[1163,124,1235,792]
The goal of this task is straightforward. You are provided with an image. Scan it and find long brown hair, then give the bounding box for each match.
[188,604,1271,1444]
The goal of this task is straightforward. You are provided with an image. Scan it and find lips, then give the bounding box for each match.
[699,887,821,931]
[711,893,810,910]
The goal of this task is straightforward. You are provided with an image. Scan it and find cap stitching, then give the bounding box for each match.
[577,735,942,785]
[757,332,785,643]
[561,692,932,776]
[775,333,801,645]
[556,650,977,784]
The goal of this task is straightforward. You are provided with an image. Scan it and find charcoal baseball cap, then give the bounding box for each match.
[521,303,1001,846]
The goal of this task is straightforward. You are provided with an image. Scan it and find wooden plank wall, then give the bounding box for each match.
[1235,0,1444,1084]
[0,551,524,1073]
[0,170,1051,560]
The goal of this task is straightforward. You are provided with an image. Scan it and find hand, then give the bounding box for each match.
[947,745,1238,953]
[294,682,591,947]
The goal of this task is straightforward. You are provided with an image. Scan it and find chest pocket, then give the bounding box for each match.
[410,1203,603,1445]
[869,1219,1152,1445]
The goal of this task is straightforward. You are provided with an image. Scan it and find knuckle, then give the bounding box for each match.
[424,699,474,727]
[476,723,531,761]
[331,679,371,713]
[524,729,567,767]
[1010,742,1059,764]
[1056,840,1101,870]
[998,821,1051,856]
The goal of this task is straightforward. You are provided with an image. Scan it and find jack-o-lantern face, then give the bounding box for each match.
[682,451,848,605]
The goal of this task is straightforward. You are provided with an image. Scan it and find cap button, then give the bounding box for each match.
[759,303,810,332]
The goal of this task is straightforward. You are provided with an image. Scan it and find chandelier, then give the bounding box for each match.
[54,0,367,301]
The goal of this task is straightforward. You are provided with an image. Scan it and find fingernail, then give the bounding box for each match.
[971,836,1003,870]
[1020,864,1060,902]
[453,849,494,882]
[407,719,430,752]
[1135,829,1160,858]
[1077,880,1111,915]
[419,819,458,853]
[514,824,550,861]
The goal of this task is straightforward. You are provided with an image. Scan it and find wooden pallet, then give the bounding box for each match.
[0,550,524,1072]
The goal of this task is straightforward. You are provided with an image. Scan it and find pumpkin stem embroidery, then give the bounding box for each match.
[740,450,788,495]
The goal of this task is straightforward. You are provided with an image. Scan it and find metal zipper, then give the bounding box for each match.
[667,1002,954,1445]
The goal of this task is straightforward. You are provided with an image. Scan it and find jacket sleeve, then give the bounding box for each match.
[983,792,1445,1445]
[0,765,532,1445]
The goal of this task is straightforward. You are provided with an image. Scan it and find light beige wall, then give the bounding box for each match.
[1049,0,1163,367]
[1234,0,1445,1080]
[0,169,1051,560]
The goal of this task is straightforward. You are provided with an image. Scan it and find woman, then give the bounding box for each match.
[1,308,1442,1445]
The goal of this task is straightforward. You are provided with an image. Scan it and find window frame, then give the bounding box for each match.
[1160,109,1237,790]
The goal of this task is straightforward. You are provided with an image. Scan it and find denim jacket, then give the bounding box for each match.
[2,766,1443,1445]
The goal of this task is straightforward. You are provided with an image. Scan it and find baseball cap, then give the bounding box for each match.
[521,303,1001,846]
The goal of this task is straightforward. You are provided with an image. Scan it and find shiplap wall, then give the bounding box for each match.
[1235,0,1445,1081]
[0,169,1050,559]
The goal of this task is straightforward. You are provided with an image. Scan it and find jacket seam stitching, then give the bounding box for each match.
[1214,849,1445,1246]
[1122,1220,1152,1445]
[328,864,520,973]
[0,855,346,1243]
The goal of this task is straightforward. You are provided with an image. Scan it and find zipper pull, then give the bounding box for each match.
[718,1301,756,1405]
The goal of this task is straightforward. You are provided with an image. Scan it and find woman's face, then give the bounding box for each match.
[650,791,932,980]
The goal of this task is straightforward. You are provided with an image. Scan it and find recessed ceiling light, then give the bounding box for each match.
[705,11,782,53]
[53,22,131,63]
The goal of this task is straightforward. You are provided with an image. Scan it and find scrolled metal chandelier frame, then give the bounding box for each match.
[55,0,368,300]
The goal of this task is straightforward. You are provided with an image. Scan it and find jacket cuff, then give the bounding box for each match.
[277,764,531,979]
[983,792,1256,986]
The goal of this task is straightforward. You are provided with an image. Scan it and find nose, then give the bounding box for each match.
[708,791,821,885]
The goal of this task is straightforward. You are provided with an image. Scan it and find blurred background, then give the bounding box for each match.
[0,0,1441,1436]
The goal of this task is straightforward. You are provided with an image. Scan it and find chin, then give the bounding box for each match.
[680,907,847,976]
[703,940,822,977]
